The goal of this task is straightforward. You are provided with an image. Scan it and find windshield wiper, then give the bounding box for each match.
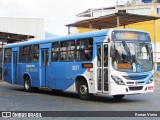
[122,41,131,62]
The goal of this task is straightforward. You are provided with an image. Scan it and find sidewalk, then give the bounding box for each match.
[154,71,160,84]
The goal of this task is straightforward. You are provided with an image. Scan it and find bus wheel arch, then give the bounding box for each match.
[75,76,92,100]
[23,74,32,92]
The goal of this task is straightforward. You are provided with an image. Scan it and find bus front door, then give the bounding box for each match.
[40,48,50,87]
[97,44,109,93]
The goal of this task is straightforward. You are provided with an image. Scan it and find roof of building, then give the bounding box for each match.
[66,12,160,29]
[76,6,116,17]
[0,32,34,43]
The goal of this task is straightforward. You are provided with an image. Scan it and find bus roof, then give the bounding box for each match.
[4,29,149,48]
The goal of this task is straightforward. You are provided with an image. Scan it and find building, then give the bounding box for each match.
[0,17,45,79]
[0,17,44,40]
[0,17,45,51]
[69,2,160,70]
[0,17,45,49]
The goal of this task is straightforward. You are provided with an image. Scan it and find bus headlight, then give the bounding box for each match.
[147,76,154,84]
[111,75,125,85]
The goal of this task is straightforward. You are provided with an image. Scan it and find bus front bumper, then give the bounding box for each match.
[110,82,154,95]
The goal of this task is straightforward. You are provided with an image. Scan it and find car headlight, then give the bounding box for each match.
[111,75,125,85]
[147,75,154,84]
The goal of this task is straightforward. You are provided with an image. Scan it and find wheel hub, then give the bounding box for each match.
[25,80,29,90]
[80,85,87,95]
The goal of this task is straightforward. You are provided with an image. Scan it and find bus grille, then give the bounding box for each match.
[123,75,148,80]
[129,86,143,91]
[126,82,135,84]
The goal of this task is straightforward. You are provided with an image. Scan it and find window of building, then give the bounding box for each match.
[157,8,160,15]
[92,10,116,18]
[127,8,151,15]
[21,46,32,63]
[60,40,75,61]
[118,10,126,13]
[33,45,39,62]
[52,42,59,61]
[76,38,93,61]
[4,48,12,63]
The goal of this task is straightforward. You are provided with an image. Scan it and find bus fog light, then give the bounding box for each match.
[126,88,128,92]
[145,87,147,91]
[111,75,125,85]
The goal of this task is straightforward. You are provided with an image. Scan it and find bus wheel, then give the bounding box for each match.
[78,80,91,100]
[113,95,125,100]
[24,76,32,92]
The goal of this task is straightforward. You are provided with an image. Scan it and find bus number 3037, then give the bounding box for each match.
[72,65,79,70]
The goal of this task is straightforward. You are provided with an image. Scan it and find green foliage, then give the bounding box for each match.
[153,0,160,3]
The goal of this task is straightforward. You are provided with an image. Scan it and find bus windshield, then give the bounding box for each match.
[111,41,153,72]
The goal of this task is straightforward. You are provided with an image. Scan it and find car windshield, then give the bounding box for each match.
[111,41,153,72]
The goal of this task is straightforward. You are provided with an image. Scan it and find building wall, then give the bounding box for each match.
[0,17,45,39]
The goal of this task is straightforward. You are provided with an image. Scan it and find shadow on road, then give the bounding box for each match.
[12,87,145,104]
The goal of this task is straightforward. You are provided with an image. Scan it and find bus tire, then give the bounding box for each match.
[78,80,91,100]
[113,95,125,100]
[24,76,32,92]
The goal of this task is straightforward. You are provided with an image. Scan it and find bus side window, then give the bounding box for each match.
[60,40,75,61]
[104,45,108,67]
[4,48,12,63]
[76,38,93,61]
[22,47,26,62]
[84,45,92,60]
[68,41,75,61]
[28,46,32,62]
[33,45,39,62]
[22,46,32,63]
[60,42,66,61]
[52,42,59,61]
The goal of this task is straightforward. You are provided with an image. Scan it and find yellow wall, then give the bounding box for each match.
[71,27,98,34]
[73,19,160,43]
[126,19,160,43]
[73,15,160,43]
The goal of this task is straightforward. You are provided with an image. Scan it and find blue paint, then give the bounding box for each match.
[157,66,160,71]
[126,71,153,84]
[142,0,152,3]
[3,64,12,83]
[136,65,142,72]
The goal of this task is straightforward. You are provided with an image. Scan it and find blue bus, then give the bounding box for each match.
[2,29,154,100]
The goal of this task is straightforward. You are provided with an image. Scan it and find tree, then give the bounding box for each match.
[153,0,160,3]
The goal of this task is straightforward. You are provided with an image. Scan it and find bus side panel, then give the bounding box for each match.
[45,65,55,89]
[3,64,12,84]
[17,63,25,85]
[49,62,74,90]
[62,62,78,91]
[49,62,72,90]
[49,62,91,91]
[29,63,40,87]
[18,63,40,87]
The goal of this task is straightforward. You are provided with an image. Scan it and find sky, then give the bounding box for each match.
[0,0,128,36]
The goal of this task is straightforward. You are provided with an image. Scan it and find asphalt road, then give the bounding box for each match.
[0,80,160,120]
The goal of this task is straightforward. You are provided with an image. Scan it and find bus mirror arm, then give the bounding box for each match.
[110,46,115,58]
[108,37,110,43]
